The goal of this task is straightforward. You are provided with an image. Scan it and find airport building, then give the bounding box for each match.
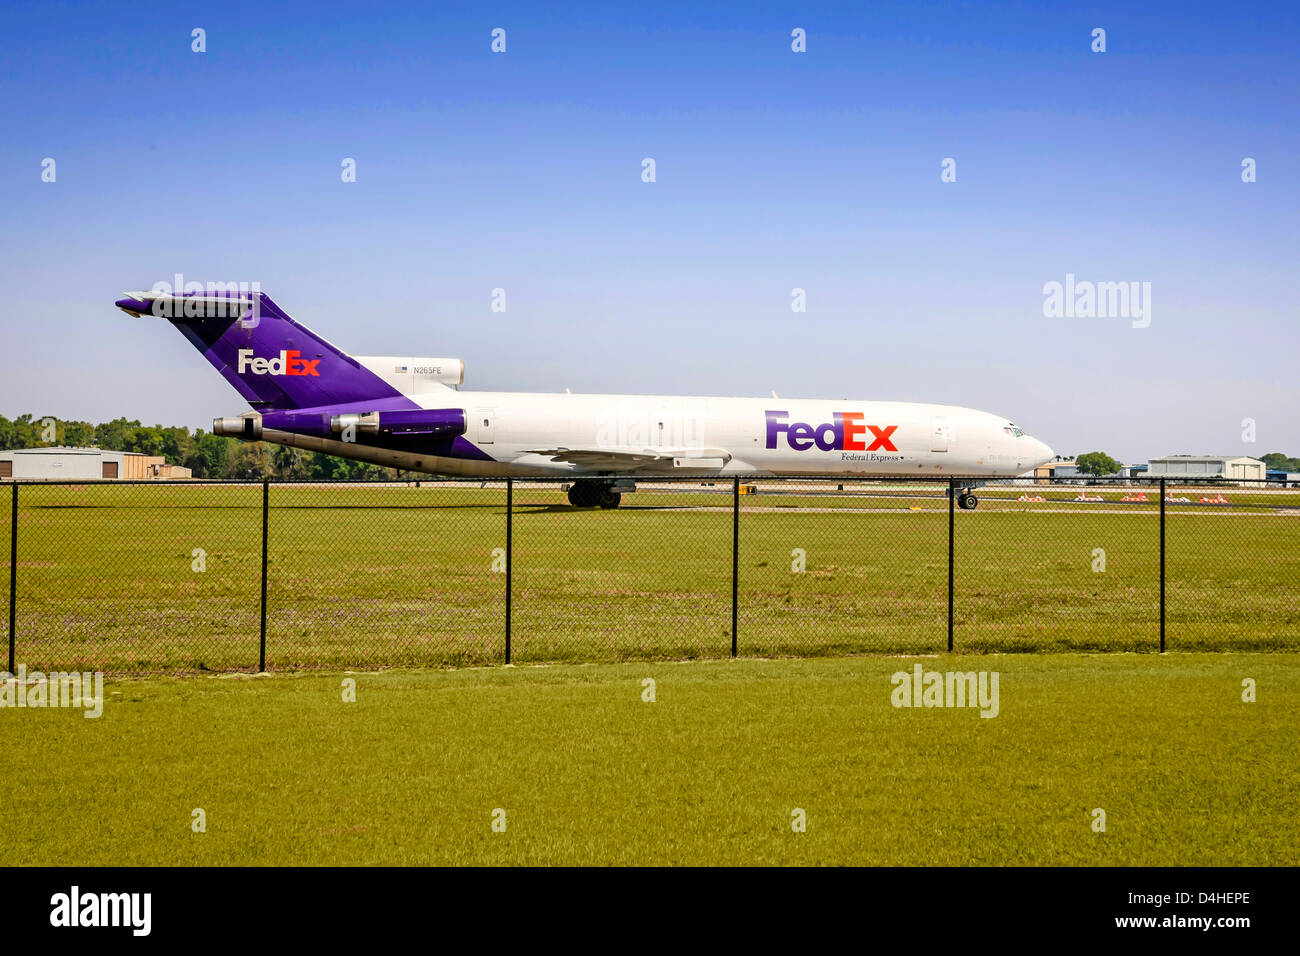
[0,446,192,480]
[1146,455,1266,485]
[1033,460,1076,480]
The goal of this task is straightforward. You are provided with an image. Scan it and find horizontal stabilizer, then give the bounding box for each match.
[115,290,255,319]
[113,288,408,411]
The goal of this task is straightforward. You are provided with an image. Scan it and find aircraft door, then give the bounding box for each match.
[475,407,496,444]
[930,416,951,453]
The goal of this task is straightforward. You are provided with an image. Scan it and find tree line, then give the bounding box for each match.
[6,413,1296,481]
[0,414,400,480]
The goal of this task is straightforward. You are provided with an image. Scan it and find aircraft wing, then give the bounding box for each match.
[523,447,732,472]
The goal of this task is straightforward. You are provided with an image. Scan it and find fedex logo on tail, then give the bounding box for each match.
[236,349,320,377]
[765,410,898,451]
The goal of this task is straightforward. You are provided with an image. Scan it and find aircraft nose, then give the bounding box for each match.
[1034,438,1053,465]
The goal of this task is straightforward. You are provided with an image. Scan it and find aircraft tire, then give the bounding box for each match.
[569,480,619,508]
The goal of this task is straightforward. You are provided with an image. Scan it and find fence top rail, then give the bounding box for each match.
[2,474,1296,488]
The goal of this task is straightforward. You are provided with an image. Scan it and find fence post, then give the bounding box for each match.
[259,480,269,672]
[8,482,16,675]
[505,478,513,664]
[1159,477,1166,653]
[731,477,739,658]
[947,478,955,653]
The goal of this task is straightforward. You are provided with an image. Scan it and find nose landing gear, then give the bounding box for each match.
[957,492,979,510]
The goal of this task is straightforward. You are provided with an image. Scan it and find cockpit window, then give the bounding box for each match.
[1004,426,1024,437]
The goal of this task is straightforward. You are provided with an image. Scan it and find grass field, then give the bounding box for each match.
[3,654,1295,866]
[4,481,1298,673]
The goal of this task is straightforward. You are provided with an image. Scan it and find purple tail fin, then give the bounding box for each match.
[114,290,403,410]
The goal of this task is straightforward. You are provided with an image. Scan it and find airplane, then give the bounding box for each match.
[114,288,1054,509]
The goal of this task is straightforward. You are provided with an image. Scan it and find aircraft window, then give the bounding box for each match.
[1004,426,1024,437]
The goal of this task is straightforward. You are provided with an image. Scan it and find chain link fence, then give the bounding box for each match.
[2,475,1296,674]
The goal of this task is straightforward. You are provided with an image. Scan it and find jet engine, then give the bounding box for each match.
[354,356,465,391]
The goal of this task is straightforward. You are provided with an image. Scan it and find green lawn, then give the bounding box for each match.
[4,482,1298,673]
[3,655,1295,866]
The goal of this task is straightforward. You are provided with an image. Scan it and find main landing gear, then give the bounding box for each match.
[567,479,622,509]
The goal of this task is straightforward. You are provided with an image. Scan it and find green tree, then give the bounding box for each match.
[272,445,314,479]
[184,431,236,478]
[1260,452,1300,472]
[0,414,40,449]
[125,424,166,457]
[60,419,96,447]
[157,424,195,464]
[94,418,142,452]
[228,443,274,479]
[308,451,349,480]
[1075,451,1122,476]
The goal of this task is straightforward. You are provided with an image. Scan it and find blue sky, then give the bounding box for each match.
[2,0,1297,462]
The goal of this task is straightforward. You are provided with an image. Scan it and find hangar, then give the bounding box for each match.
[0,447,192,480]
[1146,455,1266,485]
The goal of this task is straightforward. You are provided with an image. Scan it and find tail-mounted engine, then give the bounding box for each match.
[214,408,466,441]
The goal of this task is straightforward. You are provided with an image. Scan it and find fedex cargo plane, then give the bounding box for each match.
[114,289,1053,508]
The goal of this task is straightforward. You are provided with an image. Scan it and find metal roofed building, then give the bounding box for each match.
[0,447,192,480]
[1146,455,1266,486]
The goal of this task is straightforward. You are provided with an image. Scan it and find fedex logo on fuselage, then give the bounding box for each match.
[236,349,319,377]
[765,410,898,452]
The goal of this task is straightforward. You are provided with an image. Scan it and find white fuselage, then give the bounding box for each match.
[265,388,1055,479]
